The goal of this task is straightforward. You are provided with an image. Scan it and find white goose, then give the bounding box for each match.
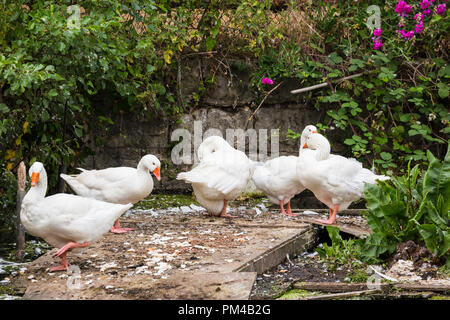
[20,162,132,271]
[177,136,255,218]
[60,154,160,233]
[297,133,390,224]
[251,125,318,216]
[299,125,319,156]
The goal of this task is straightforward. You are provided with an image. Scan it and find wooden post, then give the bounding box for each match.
[15,161,26,261]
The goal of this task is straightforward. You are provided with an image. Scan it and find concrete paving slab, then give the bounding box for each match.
[13,208,317,300]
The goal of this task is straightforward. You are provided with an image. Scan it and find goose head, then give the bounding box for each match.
[29,161,47,187]
[197,136,229,162]
[139,155,161,181]
[24,161,48,202]
[299,125,318,155]
[303,133,331,161]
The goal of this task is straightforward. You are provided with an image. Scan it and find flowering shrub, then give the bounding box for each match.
[394,0,447,42]
[271,0,448,173]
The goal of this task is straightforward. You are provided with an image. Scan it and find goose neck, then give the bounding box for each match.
[24,169,48,203]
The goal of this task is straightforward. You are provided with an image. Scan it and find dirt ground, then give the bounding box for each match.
[251,235,450,300]
[6,197,447,300]
[250,250,350,299]
[8,203,321,300]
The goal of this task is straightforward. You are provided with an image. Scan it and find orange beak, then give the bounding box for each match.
[312,131,318,133]
[31,172,40,186]
[302,143,308,149]
[153,167,161,181]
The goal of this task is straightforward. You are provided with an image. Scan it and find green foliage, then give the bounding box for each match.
[257,1,449,172]
[0,171,17,235]
[360,145,450,266]
[0,0,279,231]
[316,226,363,268]
[315,226,369,282]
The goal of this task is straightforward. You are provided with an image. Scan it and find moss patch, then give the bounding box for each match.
[134,193,274,211]
[0,284,22,297]
[429,295,450,300]
[4,239,51,263]
[230,195,274,209]
[348,267,369,283]
[134,194,199,210]
[276,288,318,300]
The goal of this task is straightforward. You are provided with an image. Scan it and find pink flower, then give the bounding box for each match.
[373,28,382,36]
[373,40,383,50]
[395,1,412,17]
[395,1,407,12]
[423,9,432,15]
[398,30,415,40]
[415,21,424,33]
[395,1,406,15]
[404,4,412,14]
[436,3,446,15]
[261,77,274,85]
[421,0,430,10]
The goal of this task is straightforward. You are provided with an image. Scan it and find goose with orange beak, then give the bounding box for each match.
[60,154,161,233]
[251,125,318,216]
[297,133,389,225]
[21,162,132,271]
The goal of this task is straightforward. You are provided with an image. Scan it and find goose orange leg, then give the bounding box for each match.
[284,201,299,217]
[279,200,298,216]
[110,219,133,234]
[315,204,338,225]
[279,200,286,215]
[219,200,237,218]
[50,241,89,272]
[49,252,70,272]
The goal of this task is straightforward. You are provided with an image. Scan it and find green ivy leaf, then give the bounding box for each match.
[74,126,83,138]
[437,83,449,98]
[0,103,10,113]
[206,38,216,51]
[48,89,58,97]
[380,152,392,161]
[344,138,355,145]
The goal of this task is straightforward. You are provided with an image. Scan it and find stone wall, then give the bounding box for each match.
[85,57,349,199]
